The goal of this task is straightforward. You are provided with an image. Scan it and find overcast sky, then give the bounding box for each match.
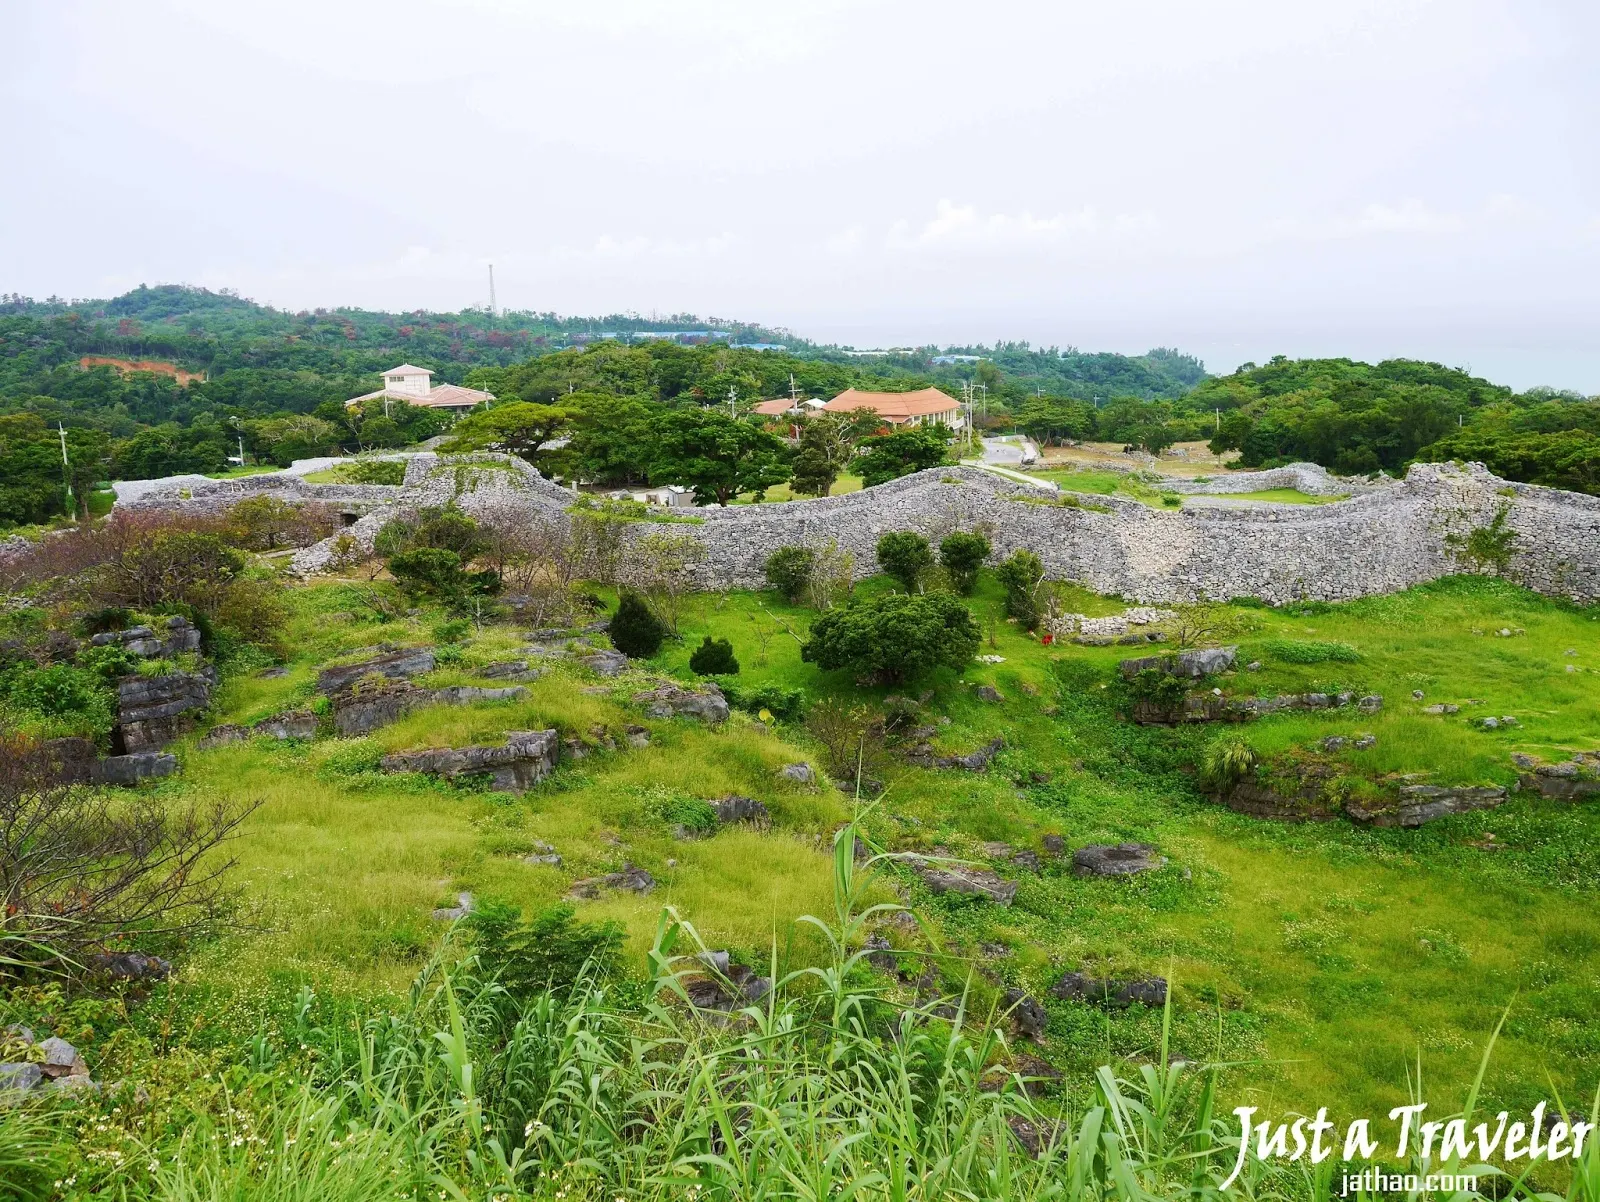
[5,0,1596,389]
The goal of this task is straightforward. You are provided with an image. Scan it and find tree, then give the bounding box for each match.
[387,547,467,600]
[442,401,572,471]
[622,530,706,634]
[650,410,791,505]
[689,636,739,675]
[789,413,872,497]
[939,531,991,594]
[876,531,933,592]
[609,589,666,658]
[855,425,952,488]
[994,549,1046,629]
[225,495,337,551]
[247,415,341,467]
[764,546,815,603]
[802,592,979,684]
[562,392,658,485]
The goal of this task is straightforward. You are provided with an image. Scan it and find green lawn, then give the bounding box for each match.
[1199,487,1342,504]
[733,472,864,503]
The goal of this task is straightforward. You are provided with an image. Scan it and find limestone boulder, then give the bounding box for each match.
[1072,843,1166,877]
[316,646,436,694]
[380,729,559,792]
[633,683,730,724]
[908,858,1018,905]
[567,863,656,900]
[116,666,217,752]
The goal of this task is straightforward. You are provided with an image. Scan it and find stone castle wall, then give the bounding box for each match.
[267,453,1600,605]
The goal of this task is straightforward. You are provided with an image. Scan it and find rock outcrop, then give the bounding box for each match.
[1119,646,1237,680]
[902,856,1018,905]
[1514,752,1600,801]
[91,615,202,659]
[331,680,526,736]
[1051,970,1168,1009]
[633,683,730,723]
[1072,843,1167,877]
[567,863,656,900]
[380,729,559,791]
[116,666,217,752]
[1346,784,1508,827]
[316,646,436,694]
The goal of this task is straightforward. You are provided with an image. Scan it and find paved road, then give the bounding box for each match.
[979,435,1040,465]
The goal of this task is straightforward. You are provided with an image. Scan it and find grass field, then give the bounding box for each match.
[1197,487,1343,505]
[732,472,865,503]
[98,568,1592,1135]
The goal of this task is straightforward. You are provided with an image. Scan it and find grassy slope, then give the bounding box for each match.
[173,571,1600,1126]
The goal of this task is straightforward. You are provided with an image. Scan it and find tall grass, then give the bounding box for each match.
[126,822,1589,1201]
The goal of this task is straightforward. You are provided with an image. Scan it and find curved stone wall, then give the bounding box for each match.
[275,454,1600,606]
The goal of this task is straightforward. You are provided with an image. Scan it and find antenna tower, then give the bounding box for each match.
[488,264,497,317]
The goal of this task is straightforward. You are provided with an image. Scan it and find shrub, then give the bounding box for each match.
[1128,666,1188,712]
[0,732,255,971]
[688,635,739,675]
[387,547,466,599]
[1,663,114,733]
[1260,638,1362,664]
[466,900,624,999]
[764,546,815,604]
[938,531,990,595]
[339,459,406,485]
[1201,737,1259,791]
[993,549,1046,628]
[432,619,471,644]
[608,588,666,658]
[719,679,807,721]
[225,495,337,551]
[875,531,933,592]
[802,591,979,683]
[97,530,246,611]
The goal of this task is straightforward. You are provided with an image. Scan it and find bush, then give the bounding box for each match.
[802,591,979,683]
[339,459,406,485]
[938,531,990,595]
[225,496,337,551]
[387,547,466,599]
[875,531,933,592]
[763,546,815,604]
[466,900,624,999]
[719,679,808,721]
[1201,737,1259,791]
[1128,666,1188,712]
[0,663,115,734]
[993,549,1046,629]
[608,588,666,658]
[1260,639,1362,664]
[688,635,739,675]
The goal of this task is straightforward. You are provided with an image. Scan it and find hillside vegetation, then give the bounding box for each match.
[1,487,1598,1199]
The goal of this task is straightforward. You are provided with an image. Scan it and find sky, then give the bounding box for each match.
[4,0,1597,390]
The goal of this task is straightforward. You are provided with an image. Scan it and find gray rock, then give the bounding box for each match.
[1422,703,1460,715]
[625,725,651,747]
[257,666,289,679]
[1321,736,1348,752]
[1412,689,1425,700]
[567,863,656,900]
[911,860,1018,905]
[1358,694,1383,713]
[92,752,178,786]
[864,933,896,972]
[316,646,436,694]
[1041,834,1066,856]
[37,1037,86,1079]
[380,729,559,791]
[1480,717,1500,730]
[1051,970,1167,1009]
[199,724,249,749]
[88,951,173,981]
[579,650,630,677]
[432,891,474,921]
[633,683,730,724]
[254,711,318,740]
[0,1063,43,1092]
[779,762,814,784]
[1072,843,1167,877]
[938,737,1004,772]
[333,681,527,736]
[479,659,539,681]
[712,795,771,828]
[684,960,772,1012]
[1002,988,1048,1040]
[1246,661,1261,671]
[116,667,217,752]
[1354,734,1377,749]
[1118,646,1236,681]
[975,685,1005,703]
[430,685,528,707]
[1347,785,1507,828]
[523,853,563,867]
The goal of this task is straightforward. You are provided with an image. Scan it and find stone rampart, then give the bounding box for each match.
[274,454,1600,606]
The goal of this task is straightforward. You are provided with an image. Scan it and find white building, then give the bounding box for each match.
[345,364,494,414]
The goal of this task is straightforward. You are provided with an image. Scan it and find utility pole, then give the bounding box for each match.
[788,373,800,412]
[728,386,738,418]
[58,423,72,517]
[1214,407,1221,432]
[488,264,497,318]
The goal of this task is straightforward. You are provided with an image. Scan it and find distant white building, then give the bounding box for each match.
[345,364,494,414]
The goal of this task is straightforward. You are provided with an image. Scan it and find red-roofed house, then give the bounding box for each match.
[822,387,964,430]
[345,365,494,414]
